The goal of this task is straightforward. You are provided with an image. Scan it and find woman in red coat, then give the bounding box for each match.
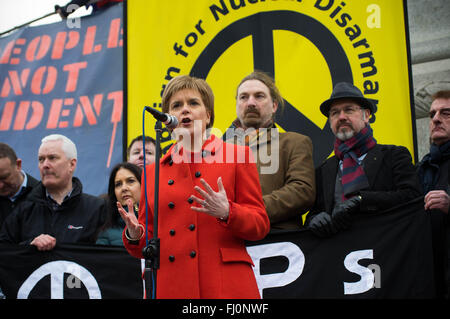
[119,75,270,298]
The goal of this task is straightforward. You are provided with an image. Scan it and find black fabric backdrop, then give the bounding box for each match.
[0,198,436,299]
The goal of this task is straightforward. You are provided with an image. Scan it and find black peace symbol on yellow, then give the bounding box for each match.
[191,10,354,166]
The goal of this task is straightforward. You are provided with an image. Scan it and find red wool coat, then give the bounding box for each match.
[123,135,270,298]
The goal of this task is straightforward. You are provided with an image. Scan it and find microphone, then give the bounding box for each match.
[144,106,178,129]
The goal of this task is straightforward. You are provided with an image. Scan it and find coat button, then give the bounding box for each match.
[169,160,173,166]
[195,171,201,178]
[188,224,195,231]
[187,197,193,204]
[190,250,196,258]
[168,202,175,209]
[169,255,175,262]
[169,229,175,236]
[168,179,174,185]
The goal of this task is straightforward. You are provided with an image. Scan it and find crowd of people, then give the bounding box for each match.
[0,72,449,299]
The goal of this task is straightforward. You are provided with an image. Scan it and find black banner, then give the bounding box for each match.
[0,243,143,299]
[0,198,435,299]
[247,198,435,298]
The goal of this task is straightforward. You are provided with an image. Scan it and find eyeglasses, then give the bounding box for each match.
[329,106,362,118]
[429,108,450,119]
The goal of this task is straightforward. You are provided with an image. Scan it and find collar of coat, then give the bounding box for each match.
[28,177,83,206]
[223,118,277,148]
[161,134,224,165]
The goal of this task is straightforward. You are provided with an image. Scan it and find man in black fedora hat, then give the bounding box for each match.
[306,82,421,236]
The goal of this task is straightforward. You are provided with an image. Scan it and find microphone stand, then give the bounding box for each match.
[142,120,162,299]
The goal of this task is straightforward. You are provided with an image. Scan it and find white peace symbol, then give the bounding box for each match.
[17,260,101,299]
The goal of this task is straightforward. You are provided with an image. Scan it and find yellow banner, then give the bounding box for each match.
[127,0,414,164]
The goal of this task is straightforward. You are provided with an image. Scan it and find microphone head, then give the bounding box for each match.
[166,115,178,129]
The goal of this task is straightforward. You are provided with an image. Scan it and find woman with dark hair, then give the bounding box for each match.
[96,162,142,246]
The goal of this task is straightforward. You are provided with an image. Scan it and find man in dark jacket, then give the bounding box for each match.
[416,90,450,298]
[306,82,422,236]
[0,143,39,228]
[0,134,106,250]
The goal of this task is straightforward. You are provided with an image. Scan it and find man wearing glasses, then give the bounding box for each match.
[306,82,421,237]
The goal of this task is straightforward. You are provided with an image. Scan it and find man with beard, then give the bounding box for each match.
[417,90,450,298]
[306,82,421,236]
[0,134,106,250]
[224,71,315,230]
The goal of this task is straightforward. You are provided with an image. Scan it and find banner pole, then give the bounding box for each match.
[0,12,56,37]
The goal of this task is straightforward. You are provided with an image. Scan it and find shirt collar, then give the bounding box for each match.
[339,153,368,170]
[10,171,27,202]
[46,188,73,204]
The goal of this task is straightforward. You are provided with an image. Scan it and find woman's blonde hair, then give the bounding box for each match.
[161,75,215,129]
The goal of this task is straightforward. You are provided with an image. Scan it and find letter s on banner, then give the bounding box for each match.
[247,242,305,297]
[343,249,375,295]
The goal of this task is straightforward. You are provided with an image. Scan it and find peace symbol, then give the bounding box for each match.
[190,10,354,165]
[17,260,101,299]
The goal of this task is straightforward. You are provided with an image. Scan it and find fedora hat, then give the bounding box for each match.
[320,82,375,117]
